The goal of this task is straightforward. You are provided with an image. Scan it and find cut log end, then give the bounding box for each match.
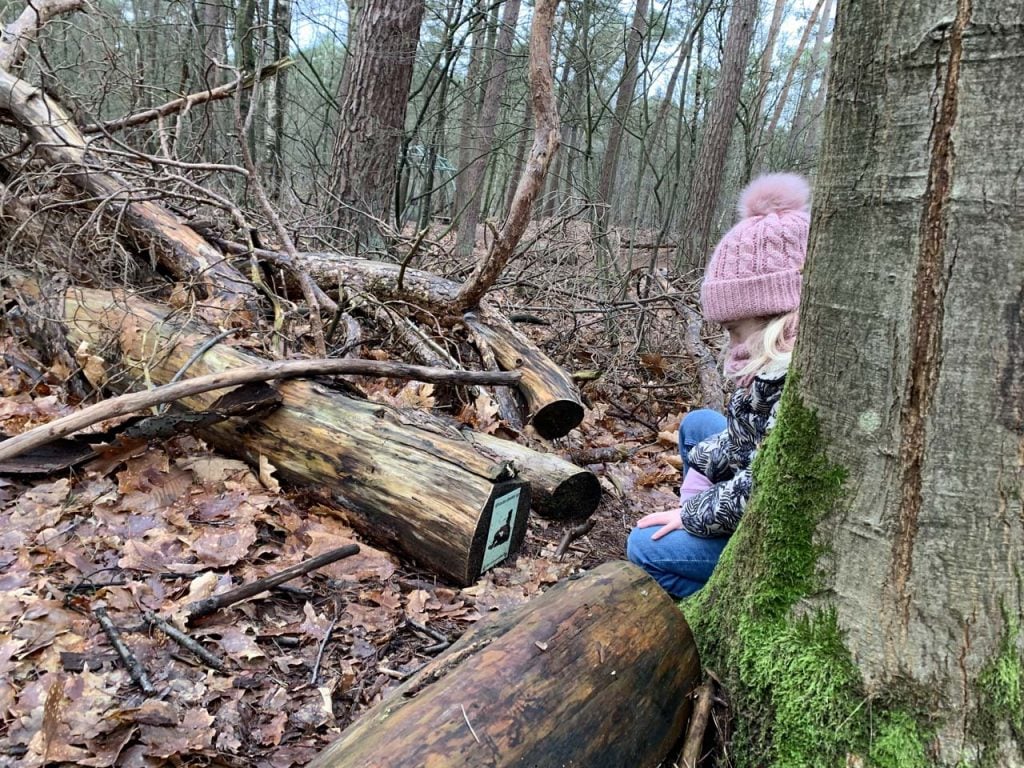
[530,399,585,440]
[539,470,601,520]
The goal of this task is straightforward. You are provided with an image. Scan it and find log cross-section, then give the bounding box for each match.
[55,286,530,585]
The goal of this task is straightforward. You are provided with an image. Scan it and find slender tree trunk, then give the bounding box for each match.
[675,0,757,271]
[264,0,291,198]
[454,0,522,258]
[325,0,426,249]
[786,0,834,164]
[749,0,786,155]
[452,0,488,242]
[689,0,1024,763]
[594,0,649,233]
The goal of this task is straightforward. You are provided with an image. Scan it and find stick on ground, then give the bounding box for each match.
[185,544,360,622]
[94,606,156,695]
[143,612,225,671]
[680,678,715,768]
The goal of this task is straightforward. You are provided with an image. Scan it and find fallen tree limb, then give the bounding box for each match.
[462,430,599,520]
[0,358,521,463]
[94,606,155,695]
[185,544,361,621]
[28,284,531,585]
[0,0,82,71]
[0,70,256,312]
[308,561,699,768]
[81,58,295,134]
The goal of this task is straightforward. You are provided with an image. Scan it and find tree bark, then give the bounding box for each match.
[453,0,521,259]
[309,560,700,768]
[45,286,531,586]
[675,0,757,271]
[688,0,1024,763]
[325,0,426,247]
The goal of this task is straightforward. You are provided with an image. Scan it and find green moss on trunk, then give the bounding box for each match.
[683,376,933,767]
[973,607,1024,766]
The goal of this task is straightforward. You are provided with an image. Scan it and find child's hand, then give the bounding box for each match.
[636,510,683,541]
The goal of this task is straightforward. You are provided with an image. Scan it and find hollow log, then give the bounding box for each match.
[44,285,530,585]
[462,430,600,520]
[309,560,700,768]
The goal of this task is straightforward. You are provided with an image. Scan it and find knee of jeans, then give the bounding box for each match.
[681,409,724,447]
[626,528,652,566]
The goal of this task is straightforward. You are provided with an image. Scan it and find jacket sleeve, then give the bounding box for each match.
[679,468,752,537]
[686,429,735,483]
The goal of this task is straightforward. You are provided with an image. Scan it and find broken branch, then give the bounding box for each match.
[0,357,521,464]
[93,606,156,695]
[185,544,360,622]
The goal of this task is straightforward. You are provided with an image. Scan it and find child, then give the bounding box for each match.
[627,173,810,598]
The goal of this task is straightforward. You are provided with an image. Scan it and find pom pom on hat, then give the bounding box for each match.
[737,173,810,218]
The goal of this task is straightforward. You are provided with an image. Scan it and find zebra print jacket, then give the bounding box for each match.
[680,369,786,537]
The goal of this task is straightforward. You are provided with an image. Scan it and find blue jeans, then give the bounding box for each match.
[627,409,729,598]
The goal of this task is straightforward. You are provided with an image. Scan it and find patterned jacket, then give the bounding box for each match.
[680,370,786,537]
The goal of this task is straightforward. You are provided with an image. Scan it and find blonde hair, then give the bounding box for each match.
[726,311,798,383]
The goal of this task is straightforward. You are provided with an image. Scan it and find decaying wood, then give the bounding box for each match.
[0,71,256,312]
[681,679,715,768]
[185,544,361,621]
[40,286,531,585]
[0,0,82,71]
[462,430,600,520]
[463,310,583,438]
[308,561,700,768]
[453,0,561,310]
[0,356,520,464]
[237,244,585,438]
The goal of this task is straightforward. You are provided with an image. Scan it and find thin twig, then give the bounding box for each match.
[93,606,156,695]
[461,704,481,744]
[185,544,361,622]
[143,612,225,671]
[309,614,339,686]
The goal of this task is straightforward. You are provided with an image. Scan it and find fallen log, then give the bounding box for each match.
[37,285,531,585]
[461,430,599,520]
[308,560,700,768]
[227,243,585,438]
[0,69,256,313]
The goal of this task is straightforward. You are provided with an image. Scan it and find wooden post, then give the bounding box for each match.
[308,561,701,768]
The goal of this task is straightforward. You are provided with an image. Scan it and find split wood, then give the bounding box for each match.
[0,359,521,463]
[143,612,225,671]
[680,678,716,768]
[185,544,360,622]
[93,606,155,695]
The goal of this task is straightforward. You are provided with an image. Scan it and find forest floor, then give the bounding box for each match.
[0,226,721,767]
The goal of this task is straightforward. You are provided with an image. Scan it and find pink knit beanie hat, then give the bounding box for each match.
[701,173,810,324]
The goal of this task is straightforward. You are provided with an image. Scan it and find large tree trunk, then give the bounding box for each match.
[687,0,1024,764]
[49,286,531,586]
[325,0,425,248]
[675,0,757,270]
[309,560,700,768]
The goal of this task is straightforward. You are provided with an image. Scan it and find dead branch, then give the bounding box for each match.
[142,612,225,671]
[681,678,715,768]
[93,606,156,695]
[185,544,360,622]
[82,58,294,134]
[0,0,83,71]
[0,357,522,464]
[554,517,596,559]
[656,275,725,411]
[0,71,256,312]
[453,0,561,310]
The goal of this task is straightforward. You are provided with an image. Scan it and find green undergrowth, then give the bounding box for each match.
[683,376,932,767]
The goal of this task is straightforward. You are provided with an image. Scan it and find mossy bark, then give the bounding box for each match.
[686,0,1024,764]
